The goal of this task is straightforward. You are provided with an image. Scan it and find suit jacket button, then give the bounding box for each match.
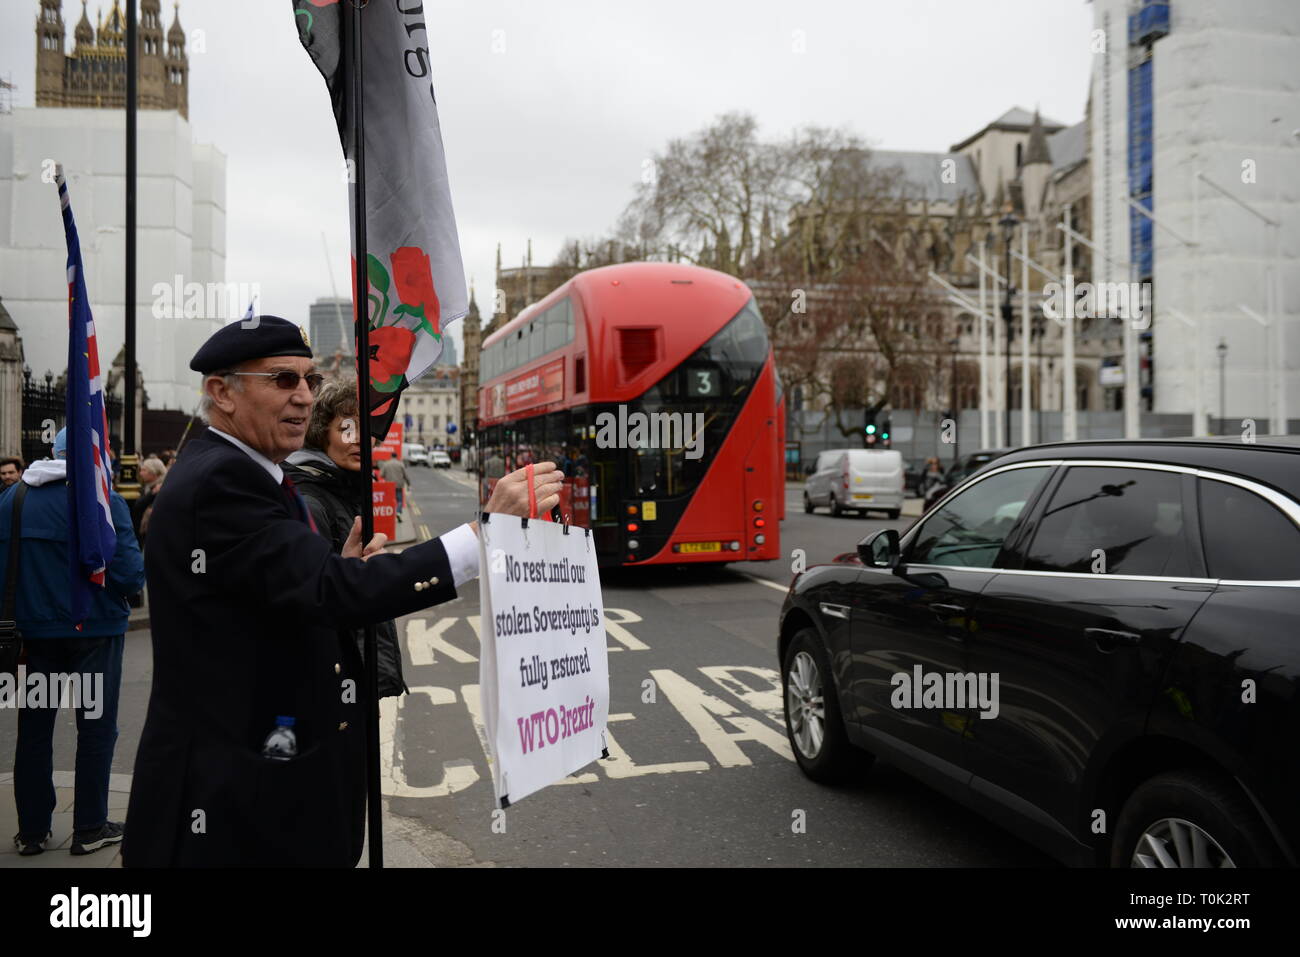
[338,721,348,731]
[414,581,425,592]
[334,663,341,674]
[429,577,439,586]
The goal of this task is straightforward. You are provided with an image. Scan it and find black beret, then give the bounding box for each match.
[190,315,314,374]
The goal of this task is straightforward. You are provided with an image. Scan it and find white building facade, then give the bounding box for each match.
[400,367,460,449]
[0,106,227,412]
[1090,0,1300,432]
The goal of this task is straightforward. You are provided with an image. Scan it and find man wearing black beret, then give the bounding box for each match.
[122,316,563,867]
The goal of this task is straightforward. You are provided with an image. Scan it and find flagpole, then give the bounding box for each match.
[346,0,384,870]
[123,0,138,482]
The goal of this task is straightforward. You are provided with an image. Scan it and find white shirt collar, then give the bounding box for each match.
[208,426,284,485]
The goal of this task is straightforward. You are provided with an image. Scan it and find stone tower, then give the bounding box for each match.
[460,282,482,433]
[1020,108,1053,222]
[35,0,66,106]
[164,2,188,116]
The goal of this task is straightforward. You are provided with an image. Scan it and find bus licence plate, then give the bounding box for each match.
[679,542,721,553]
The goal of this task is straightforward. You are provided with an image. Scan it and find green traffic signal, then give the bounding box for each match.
[865,424,876,434]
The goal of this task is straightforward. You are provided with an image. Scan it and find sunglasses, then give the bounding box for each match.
[227,371,325,394]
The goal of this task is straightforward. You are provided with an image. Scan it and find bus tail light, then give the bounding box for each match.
[752,500,764,511]
[628,539,640,550]
[627,523,639,533]
[754,517,766,528]
[754,534,766,545]
[728,541,741,552]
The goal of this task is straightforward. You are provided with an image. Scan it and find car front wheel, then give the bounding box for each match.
[782,628,869,784]
[1111,770,1281,868]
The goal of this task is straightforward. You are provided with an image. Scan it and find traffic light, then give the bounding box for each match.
[881,416,892,448]
[864,413,877,447]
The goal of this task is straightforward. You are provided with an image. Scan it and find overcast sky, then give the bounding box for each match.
[2,0,1094,360]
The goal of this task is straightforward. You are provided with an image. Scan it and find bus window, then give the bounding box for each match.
[544,301,567,353]
[620,298,769,501]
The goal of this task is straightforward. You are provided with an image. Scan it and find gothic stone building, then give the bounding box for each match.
[36,0,189,120]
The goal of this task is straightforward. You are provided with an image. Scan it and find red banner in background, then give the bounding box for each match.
[374,422,403,461]
[372,480,397,540]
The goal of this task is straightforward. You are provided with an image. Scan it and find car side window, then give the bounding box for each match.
[907,466,1050,568]
[1198,478,1300,580]
[1025,466,1192,577]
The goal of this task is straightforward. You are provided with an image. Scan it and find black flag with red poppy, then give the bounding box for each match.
[293,0,468,435]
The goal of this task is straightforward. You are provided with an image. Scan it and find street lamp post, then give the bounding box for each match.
[1034,315,1045,442]
[949,336,960,460]
[1217,338,1228,433]
[999,211,1019,446]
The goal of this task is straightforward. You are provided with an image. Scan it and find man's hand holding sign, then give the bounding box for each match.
[478,462,610,807]
[475,461,565,529]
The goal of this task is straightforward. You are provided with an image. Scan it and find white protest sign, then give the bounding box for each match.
[478,515,609,807]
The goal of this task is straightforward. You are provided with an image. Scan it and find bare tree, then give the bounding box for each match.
[549,114,942,447]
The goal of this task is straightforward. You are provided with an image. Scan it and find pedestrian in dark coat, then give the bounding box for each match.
[122,316,564,868]
[284,379,406,698]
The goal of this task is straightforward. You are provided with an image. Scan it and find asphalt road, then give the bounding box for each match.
[0,466,1055,867]
[383,466,1057,867]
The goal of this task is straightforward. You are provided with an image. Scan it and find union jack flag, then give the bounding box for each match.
[57,167,117,626]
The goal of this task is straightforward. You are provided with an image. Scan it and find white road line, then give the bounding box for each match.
[380,686,479,797]
[736,572,791,595]
[603,607,650,651]
[407,618,477,665]
[699,666,785,727]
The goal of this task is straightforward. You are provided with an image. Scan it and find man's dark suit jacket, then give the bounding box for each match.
[122,428,459,867]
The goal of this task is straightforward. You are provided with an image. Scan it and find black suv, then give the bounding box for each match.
[779,437,1300,867]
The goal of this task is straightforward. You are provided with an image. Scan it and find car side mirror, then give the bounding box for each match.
[858,528,899,568]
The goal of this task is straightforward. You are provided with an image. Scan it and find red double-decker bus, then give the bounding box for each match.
[476,262,781,567]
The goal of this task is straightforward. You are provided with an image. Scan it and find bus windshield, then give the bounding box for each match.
[618,297,768,498]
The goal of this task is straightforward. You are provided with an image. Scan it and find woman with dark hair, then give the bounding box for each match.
[283,379,407,698]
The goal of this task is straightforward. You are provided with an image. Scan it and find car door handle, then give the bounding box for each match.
[1086,627,1142,651]
[819,602,850,620]
[930,602,968,640]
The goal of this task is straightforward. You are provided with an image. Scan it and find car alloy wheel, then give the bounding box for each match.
[786,650,825,759]
[1131,817,1235,868]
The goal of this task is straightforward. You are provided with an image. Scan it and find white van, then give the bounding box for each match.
[803,448,904,519]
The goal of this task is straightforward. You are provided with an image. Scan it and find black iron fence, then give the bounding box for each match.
[20,375,122,467]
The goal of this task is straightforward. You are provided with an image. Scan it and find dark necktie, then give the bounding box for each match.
[281,475,319,533]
